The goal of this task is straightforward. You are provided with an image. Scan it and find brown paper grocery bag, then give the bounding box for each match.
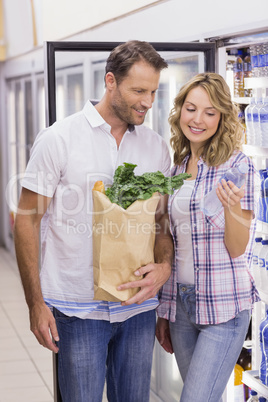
[92,191,160,302]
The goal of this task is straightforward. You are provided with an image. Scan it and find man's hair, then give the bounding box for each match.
[105,40,168,85]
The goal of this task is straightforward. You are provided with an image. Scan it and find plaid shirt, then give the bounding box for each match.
[157,150,261,325]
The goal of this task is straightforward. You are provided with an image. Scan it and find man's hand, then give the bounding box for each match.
[29,303,59,353]
[117,261,171,305]
[156,317,173,354]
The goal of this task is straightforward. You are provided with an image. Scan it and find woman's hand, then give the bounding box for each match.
[156,317,173,354]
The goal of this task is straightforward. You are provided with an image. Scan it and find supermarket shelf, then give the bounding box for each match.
[244,77,268,89]
[233,97,250,105]
[242,370,268,398]
[242,144,268,158]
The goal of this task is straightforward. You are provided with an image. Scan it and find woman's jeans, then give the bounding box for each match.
[53,308,156,402]
[169,284,251,402]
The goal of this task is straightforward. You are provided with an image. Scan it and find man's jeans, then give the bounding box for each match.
[54,308,156,402]
[169,284,251,402]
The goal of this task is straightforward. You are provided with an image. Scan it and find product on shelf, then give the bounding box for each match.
[234,363,245,401]
[258,170,268,223]
[259,309,268,386]
[251,237,263,289]
[246,389,258,401]
[234,50,244,97]
[252,98,263,146]
[245,98,256,145]
[250,45,259,78]
[244,51,253,97]
[260,98,268,147]
[258,239,268,293]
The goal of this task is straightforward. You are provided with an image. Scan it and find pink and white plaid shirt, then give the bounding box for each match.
[157,150,261,325]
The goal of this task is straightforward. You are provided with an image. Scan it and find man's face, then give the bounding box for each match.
[110,60,161,126]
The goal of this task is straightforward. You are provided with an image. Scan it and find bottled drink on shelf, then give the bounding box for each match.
[251,237,263,289]
[264,174,268,223]
[245,98,256,145]
[263,42,268,77]
[259,309,268,386]
[258,239,268,293]
[244,52,253,97]
[252,98,263,145]
[258,169,268,222]
[200,162,249,217]
[237,347,252,399]
[250,45,259,77]
[234,363,245,402]
[246,389,258,401]
[234,50,244,97]
[257,43,266,77]
[260,97,268,147]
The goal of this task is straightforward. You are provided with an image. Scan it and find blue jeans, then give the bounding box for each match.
[53,308,156,402]
[169,284,251,402]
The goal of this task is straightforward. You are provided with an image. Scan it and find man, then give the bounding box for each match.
[14,40,173,402]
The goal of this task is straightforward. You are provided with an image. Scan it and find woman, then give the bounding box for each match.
[156,73,260,401]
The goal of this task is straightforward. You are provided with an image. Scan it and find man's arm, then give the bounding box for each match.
[13,187,59,353]
[118,194,174,305]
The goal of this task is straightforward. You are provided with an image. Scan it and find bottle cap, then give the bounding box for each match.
[255,237,262,242]
[261,239,268,245]
[237,163,249,174]
[250,390,257,396]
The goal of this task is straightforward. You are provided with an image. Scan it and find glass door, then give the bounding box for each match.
[44,40,215,402]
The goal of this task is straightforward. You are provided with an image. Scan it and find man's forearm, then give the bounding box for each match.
[14,216,44,309]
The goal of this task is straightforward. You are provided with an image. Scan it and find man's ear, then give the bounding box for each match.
[105,72,116,90]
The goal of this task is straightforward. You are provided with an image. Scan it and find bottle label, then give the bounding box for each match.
[251,55,258,68]
[259,257,265,268]
[253,112,260,122]
[258,54,265,68]
[253,255,259,265]
[260,113,268,123]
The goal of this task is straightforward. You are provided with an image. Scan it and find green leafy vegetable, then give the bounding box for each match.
[105,163,191,209]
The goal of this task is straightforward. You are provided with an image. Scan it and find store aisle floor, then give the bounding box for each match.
[0,246,54,402]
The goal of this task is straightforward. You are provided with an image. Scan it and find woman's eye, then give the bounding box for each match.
[187,108,195,112]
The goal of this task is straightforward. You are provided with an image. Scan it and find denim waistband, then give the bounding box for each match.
[177,283,195,294]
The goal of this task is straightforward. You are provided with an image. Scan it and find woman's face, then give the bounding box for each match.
[180,86,221,150]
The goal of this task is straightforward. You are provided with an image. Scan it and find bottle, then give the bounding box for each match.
[264,174,268,223]
[260,97,268,147]
[259,170,268,222]
[251,237,263,289]
[259,309,268,386]
[250,45,259,77]
[244,51,253,97]
[259,397,267,402]
[238,108,247,144]
[234,50,244,97]
[245,97,256,145]
[200,162,249,217]
[257,43,266,77]
[237,347,252,399]
[264,42,268,77]
[252,97,263,146]
[246,389,258,401]
[234,363,245,402]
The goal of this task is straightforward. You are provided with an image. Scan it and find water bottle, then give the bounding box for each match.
[257,44,266,77]
[258,239,268,292]
[252,98,263,145]
[259,170,268,222]
[260,97,268,147]
[246,389,258,401]
[250,45,259,77]
[245,97,256,145]
[264,42,268,77]
[200,162,249,217]
[234,51,244,98]
[259,309,268,386]
[251,237,263,289]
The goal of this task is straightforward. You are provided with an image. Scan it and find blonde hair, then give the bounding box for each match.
[169,72,244,166]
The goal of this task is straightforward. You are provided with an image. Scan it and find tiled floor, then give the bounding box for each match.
[0,246,54,402]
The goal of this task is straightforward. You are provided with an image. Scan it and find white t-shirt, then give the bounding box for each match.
[171,179,195,285]
[21,100,171,322]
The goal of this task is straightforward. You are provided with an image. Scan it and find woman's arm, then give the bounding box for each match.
[216,179,253,258]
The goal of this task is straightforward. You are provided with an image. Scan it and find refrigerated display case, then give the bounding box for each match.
[215,31,268,401]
